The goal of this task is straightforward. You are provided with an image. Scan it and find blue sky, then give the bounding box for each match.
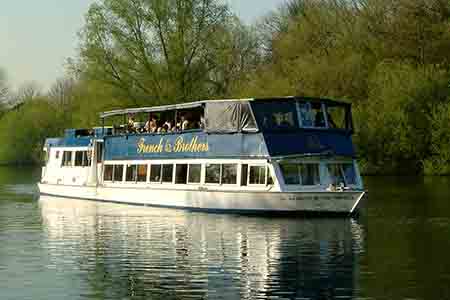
[0,0,285,91]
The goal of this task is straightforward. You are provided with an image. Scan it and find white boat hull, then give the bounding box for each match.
[38,183,365,215]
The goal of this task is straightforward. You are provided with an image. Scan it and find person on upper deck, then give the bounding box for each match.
[181,115,189,130]
[127,114,137,133]
[145,115,158,133]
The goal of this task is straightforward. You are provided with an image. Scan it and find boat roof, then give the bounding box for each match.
[99,96,350,119]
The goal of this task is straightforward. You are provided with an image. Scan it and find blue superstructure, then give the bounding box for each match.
[44,97,356,160]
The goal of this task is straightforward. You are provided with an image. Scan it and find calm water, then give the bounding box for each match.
[0,168,449,300]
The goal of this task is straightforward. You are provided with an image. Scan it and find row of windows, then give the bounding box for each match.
[103,163,272,186]
[60,151,92,167]
[280,163,357,186]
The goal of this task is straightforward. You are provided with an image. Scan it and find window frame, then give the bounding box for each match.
[247,164,267,186]
[280,162,321,186]
[136,164,148,183]
[149,164,163,184]
[296,101,328,129]
[103,164,114,182]
[61,151,73,167]
[205,163,221,185]
[113,164,124,183]
[161,164,174,184]
[187,164,202,185]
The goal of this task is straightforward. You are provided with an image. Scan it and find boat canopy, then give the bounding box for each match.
[99,97,353,134]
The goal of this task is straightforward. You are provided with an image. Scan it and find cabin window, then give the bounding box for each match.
[221,164,237,184]
[96,143,104,163]
[162,164,174,183]
[241,164,248,186]
[252,101,299,131]
[137,165,147,182]
[327,163,357,185]
[113,165,124,182]
[126,165,137,182]
[61,151,73,167]
[150,165,162,183]
[175,164,188,184]
[75,152,83,166]
[326,105,347,129]
[205,164,220,184]
[55,151,60,159]
[104,165,113,181]
[249,166,266,185]
[188,164,201,184]
[298,102,326,128]
[280,163,320,185]
[74,151,91,167]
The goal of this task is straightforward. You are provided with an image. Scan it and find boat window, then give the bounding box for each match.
[74,151,90,167]
[61,151,73,167]
[96,143,103,163]
[175,164,188,184]
[280,163,320,185]
[327,163,357,185]
[113,165,124,182]
[55,151,60,159]
[249,166,266,185]
[126,165,137,182]
[221,164,237,184]
[150,164,161,182]
[326,105,347,129]
[241,164,248,186]
[205,164,220,184]
[104,165,113,181]
[75,152,83,166]
[298,102,326,128]
[188,164,201,184]
[137,165,147,182]
[162,164,174,183]
[252,101,299,131]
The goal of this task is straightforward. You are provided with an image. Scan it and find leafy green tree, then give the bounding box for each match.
[79,0,255,105]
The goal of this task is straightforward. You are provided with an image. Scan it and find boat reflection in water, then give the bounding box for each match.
[39,196,366,299]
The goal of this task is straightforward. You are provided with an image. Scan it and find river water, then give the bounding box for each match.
[0,167,449,300]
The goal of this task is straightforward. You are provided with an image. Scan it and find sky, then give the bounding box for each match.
[0,0,285,91]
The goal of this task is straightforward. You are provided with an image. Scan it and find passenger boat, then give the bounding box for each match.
[38,97,366,215]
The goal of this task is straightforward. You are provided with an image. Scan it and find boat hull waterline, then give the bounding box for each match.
[38,183,365,215]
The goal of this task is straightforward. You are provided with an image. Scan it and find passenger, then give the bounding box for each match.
[163,120,172,131]
[144,114,152,132]
[146,117,158,133]
[181,115,189,131]
[127,114,136,133]
[162,124,169,133]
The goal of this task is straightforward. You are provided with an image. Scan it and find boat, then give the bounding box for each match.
[38,97,366,215]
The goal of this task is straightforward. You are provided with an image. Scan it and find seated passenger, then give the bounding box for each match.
[181,115,189,131]
[145,117,158,133]
[127,114,136,133]
[163,120,172,131]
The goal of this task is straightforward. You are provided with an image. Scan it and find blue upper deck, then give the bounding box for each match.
[44,97,356,159]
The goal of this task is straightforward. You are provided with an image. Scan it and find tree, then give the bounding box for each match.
[79,0,244,105]
[0,68,8,110]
